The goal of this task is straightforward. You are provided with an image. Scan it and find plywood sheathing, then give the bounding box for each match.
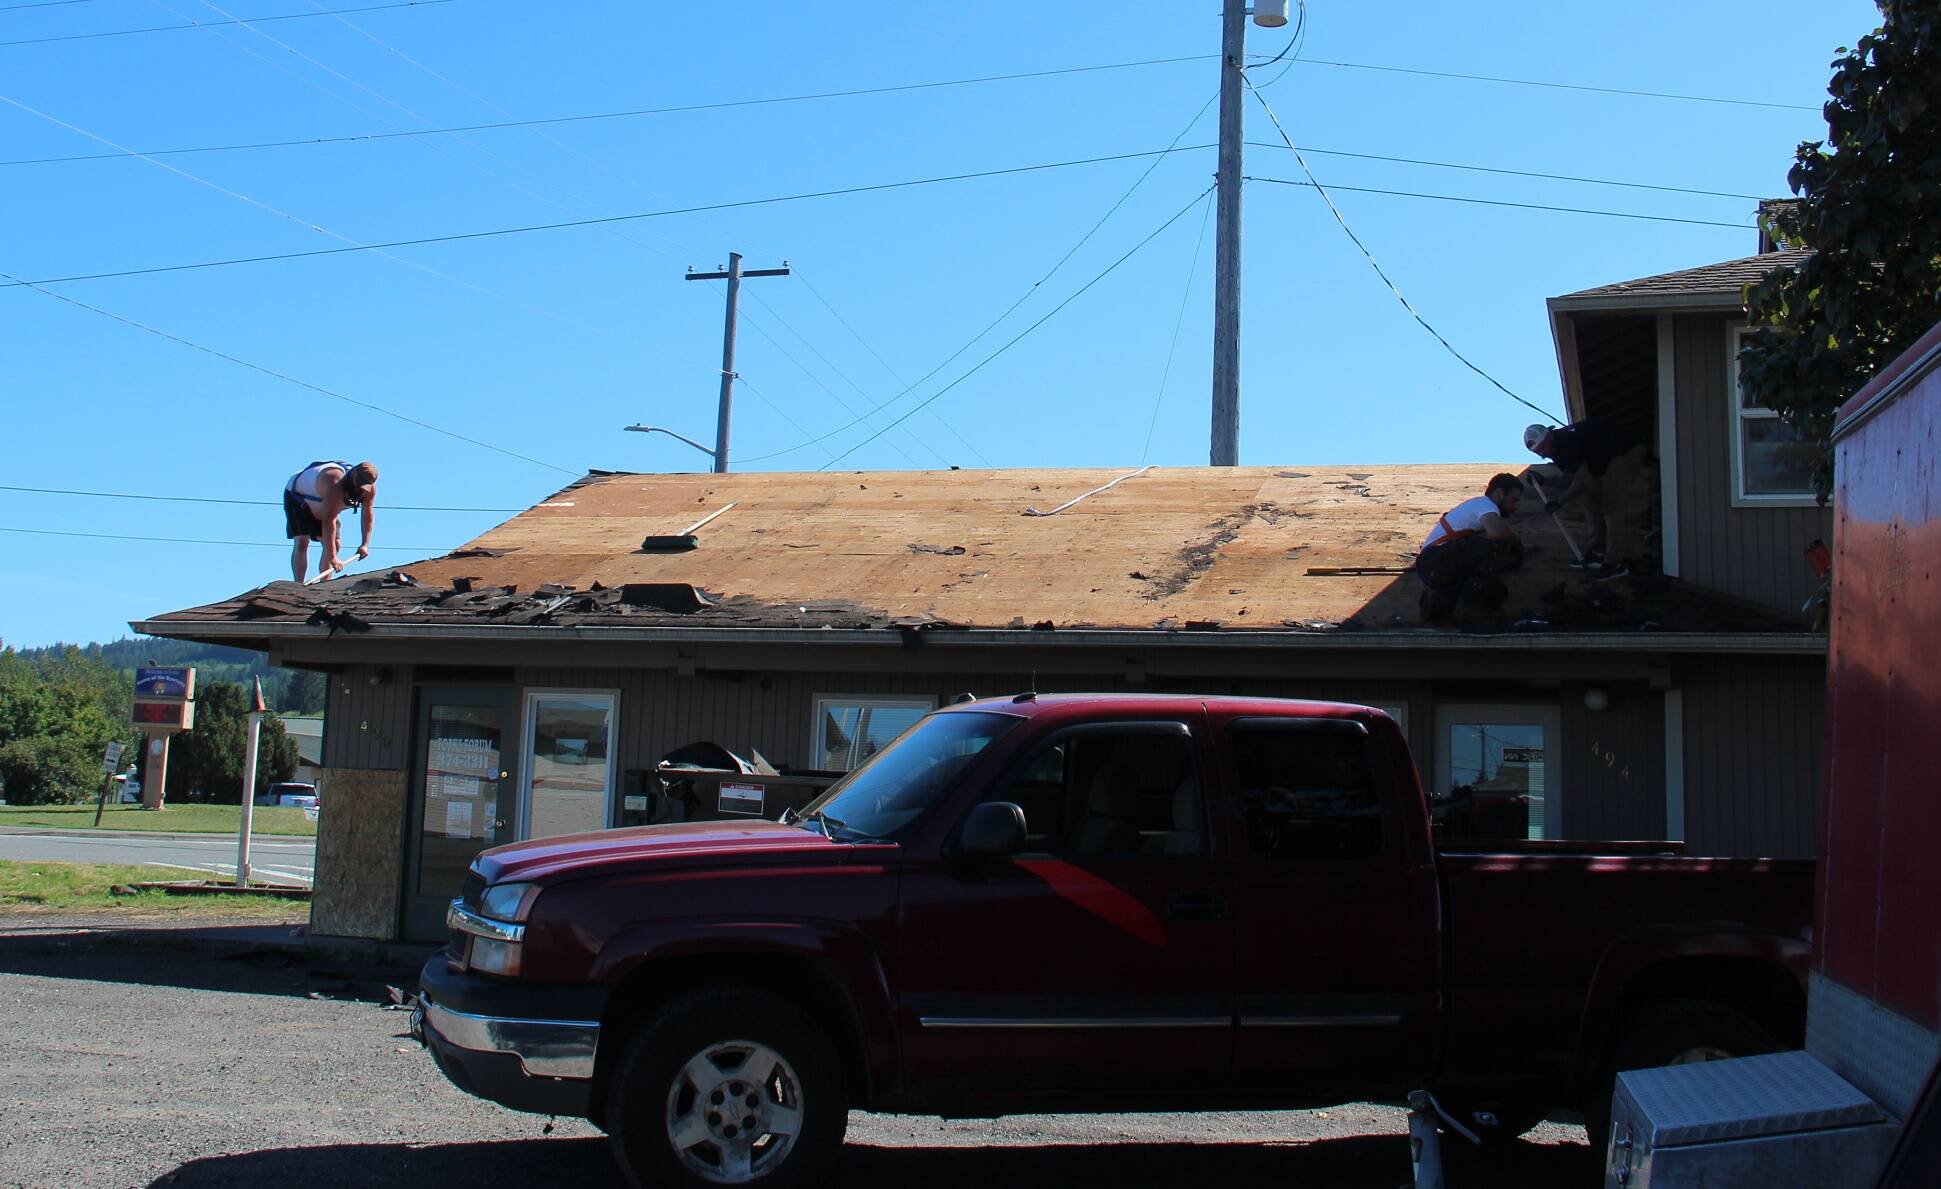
[147,465,1802,635]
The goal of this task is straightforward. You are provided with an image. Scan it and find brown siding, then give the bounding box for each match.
[1677,654,1823,857]
[1559,682,1667,841]
[321,664,410,770]
[1673,313,1833,613]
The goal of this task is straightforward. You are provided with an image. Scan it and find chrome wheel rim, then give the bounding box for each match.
[664,1039,804,1184]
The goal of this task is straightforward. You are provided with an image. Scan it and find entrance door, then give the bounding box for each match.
[403,686,516,939]
[1432,703,1562,841]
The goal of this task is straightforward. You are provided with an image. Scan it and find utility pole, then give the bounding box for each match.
[1209,0,1247,467]
[685,252,790,473]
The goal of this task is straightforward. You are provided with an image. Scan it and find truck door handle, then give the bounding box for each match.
[1166,892,1226,922]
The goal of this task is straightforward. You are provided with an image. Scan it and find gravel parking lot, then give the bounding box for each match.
[0,924,1597,1188]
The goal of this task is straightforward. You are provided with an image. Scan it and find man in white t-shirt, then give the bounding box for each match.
[1414,473,1526,622]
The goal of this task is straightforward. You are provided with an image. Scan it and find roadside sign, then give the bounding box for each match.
[133,699,196,730]
[102,742,125,775]
[134,667,195,700]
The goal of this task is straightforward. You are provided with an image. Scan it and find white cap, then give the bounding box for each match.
[1524,424,1551,452]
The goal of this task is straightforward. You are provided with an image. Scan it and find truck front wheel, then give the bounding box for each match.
[606,987,847,1188]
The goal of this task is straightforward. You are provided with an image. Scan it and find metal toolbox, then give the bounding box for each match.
[1606,1050,1898,1188]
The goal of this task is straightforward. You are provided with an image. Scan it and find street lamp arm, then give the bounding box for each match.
[624,424,719,461]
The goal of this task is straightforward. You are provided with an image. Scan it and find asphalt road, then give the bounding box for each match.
[0,829,315,886]
[0,930,1600,1189]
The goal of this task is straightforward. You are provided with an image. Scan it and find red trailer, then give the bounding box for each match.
[1818,318,1941,1183]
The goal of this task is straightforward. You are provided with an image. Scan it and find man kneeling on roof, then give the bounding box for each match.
[1415,473,1525,623]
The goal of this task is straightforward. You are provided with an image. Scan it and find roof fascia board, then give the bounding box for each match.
[1546,291,1748,315]
[130,619,1827,655]
[1549,307,1587,424]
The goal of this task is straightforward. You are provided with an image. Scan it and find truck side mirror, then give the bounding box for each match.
[959,801,1027,857]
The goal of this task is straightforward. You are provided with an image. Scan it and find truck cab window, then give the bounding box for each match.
[1231,722,1382,860]
[989,727,1203,857]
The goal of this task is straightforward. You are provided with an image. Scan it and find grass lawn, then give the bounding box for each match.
[0,860,307,918]
[0,803,316,837]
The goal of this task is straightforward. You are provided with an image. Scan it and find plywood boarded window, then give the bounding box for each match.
[812,695,935,771]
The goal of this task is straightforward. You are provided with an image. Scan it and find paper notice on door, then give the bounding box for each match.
[444,798,475,838]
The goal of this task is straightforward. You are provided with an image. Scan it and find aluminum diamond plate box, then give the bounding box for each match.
[1606,1051,1898,1189]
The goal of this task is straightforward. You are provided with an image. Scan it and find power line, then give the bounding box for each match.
[0,525,439,550]
[0,53,1219,167]
[820,186,1217,470]
[0,483,526,512]
[1244,79,1562,424]
[1141,192,1215,465]
[739,92,1220,465]
[0,145,1219,289]
[1270,55,1820,113]
[1243,141,1762,202]
[0,0,457,48]
[1,269,582,475]
[1245,176,1750,230]
[0,0,114,11]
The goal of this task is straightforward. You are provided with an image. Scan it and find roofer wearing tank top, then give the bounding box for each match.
[1524,418,1644,580]
[1414,473,1526,623]
[283,460,378,583]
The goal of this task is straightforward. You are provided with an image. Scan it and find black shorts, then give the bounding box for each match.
[283,488,323,541]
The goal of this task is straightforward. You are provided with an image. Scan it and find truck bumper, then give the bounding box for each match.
[415,956,603,1118]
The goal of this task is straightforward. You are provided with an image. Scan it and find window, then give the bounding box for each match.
[1432,704,1560,841]
[986,724,1203,857]
[1231,721,1383,860]
[521,690,617,840]
[812,695,935,771]
[1730,326,1818,503]
[801,710,1018,839]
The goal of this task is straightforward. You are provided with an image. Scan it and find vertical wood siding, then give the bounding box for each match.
[1677,654,1823,857]
[322,664,409,770]
[1673,313,1833,613]
[1560,682,1667,840]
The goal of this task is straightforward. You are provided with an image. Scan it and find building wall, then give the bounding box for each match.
[321,664,410,771]
[1675,653,1823,858]
[1559,680,1667,841]
[1672,313,1833,613]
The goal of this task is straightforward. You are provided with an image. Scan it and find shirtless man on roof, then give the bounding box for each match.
[284,459,377,582]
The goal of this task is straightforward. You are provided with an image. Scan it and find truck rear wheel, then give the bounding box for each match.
[606,987,847,1189]
[1586,997,1777,1153]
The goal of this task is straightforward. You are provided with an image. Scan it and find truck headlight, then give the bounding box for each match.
[448,882,540,977]
[478,881,538,923]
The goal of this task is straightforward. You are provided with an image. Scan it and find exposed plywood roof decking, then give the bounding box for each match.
[139,465,1812,646]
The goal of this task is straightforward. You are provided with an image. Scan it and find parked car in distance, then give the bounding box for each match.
[416,693,1813,1189]
[259,781,318,809]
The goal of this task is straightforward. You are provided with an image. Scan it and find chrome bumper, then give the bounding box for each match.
[419,994,600,1080]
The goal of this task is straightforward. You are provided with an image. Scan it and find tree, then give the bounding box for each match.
[165,681,300,804]
[0,647,136,804]
[1739,1,1941,500]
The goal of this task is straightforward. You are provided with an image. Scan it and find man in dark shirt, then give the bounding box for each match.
[1524,420,1644,578]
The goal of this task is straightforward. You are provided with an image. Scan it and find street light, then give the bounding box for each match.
[624,424,719,465]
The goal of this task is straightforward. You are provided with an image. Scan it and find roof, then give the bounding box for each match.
[1551,249,1810,310]
[136,466,1815,650]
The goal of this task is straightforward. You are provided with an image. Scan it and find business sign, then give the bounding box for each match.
[133,699,196,731]
[101,742,125,775]
[134,667,196,700]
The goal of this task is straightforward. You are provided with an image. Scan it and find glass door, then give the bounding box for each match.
[1432,703,1561,841]
[521,691,618,839]
[403,686,515,940]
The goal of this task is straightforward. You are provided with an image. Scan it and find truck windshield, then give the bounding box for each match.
[800,711,1018,839]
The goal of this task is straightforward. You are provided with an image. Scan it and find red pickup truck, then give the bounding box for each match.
[415,694,1810,1188]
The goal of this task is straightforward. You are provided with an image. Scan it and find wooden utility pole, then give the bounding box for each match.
[1209,0,1247,467]
[685,253,790,473]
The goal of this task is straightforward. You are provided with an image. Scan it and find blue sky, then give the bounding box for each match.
[0,0,1881,646]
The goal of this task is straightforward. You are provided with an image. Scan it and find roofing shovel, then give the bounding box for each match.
[1527,475,1587,564]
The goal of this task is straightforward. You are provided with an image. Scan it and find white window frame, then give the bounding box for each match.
[1432,702,1562,841]
[811,694,936,771]
[1728,325,1819,507]
[516,688,620,839]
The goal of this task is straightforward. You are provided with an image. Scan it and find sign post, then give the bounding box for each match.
[132,667,195,811]
[92,741,126,828]
[235,678,266,888]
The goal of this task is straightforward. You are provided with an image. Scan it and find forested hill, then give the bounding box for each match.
[13,638,325,713]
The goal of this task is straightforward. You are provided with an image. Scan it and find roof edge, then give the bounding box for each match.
[130,619,1828,656]
[1546,291,1749,315]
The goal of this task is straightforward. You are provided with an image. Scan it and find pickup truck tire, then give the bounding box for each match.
[1586,997,1778,1153]
[606,987,847,1189]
